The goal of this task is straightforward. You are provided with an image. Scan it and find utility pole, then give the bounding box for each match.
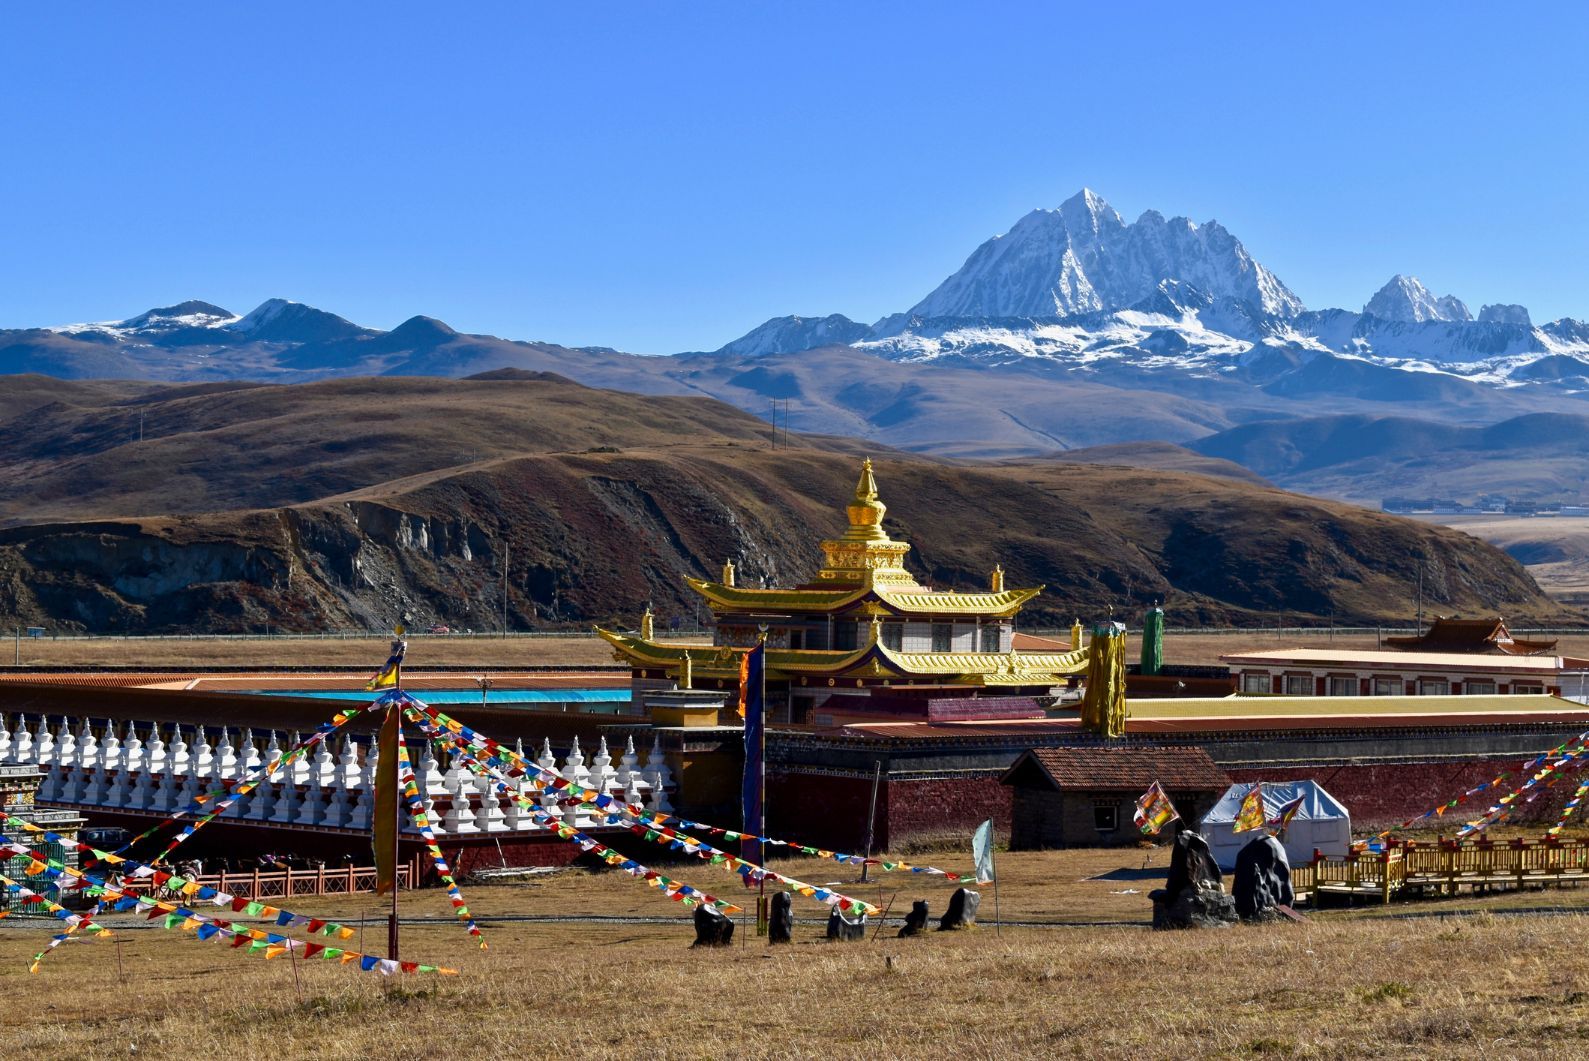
[501,542,509,638]
[1417,563,1424,634]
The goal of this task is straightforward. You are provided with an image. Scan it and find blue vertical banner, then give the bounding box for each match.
[739,640,767,871]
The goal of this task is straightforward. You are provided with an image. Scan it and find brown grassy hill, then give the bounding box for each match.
[0,376,1567,632]
[0,373,837,525]
[1026,441,1270,485]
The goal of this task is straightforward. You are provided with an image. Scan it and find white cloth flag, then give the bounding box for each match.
[971,818,996,884]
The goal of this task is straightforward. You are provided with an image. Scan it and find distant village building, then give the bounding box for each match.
[1000,746,1230,849]
[1383,616,1556,656]
[599,459,1090,724]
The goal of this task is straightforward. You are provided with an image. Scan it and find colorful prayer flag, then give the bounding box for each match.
[1132,781,1180,836]
[1233,782,1265,833]
[365,637,406,691]
[1269,793,1306,833]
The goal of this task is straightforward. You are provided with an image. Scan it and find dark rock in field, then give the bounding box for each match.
[769,891,794,944]
[826,906,867,941]
[691,903,735,947]
[938,887,980,930]
[1165,829,1223,895]
[899,900,930,937]
[1151,830,1236,930]
[1234,834,1295,921]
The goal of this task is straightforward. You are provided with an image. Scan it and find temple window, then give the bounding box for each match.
[1093,804,1118,832]
[1241,672,1270,694]
[1373,677,1402,696]
[980,624,1000,653]
[834,621,858,651]
[1283,674,1312,696]
[1465,680,1496,695]
[1417,678,1450,696]
[1513,683,1544,695]
[931,624,952,652]
[882,623,903,650]
[1327,676,1356,696]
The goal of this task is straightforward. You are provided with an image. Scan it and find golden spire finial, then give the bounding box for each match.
[640,605,654,641]
[991,564,1005,592]
[722,558,736,587]
[843,458,889,542]
[680,651,693,690]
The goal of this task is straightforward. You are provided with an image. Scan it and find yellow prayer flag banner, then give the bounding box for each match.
[1233,783,1266,833]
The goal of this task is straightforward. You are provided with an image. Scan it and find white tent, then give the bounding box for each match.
[1200,780,1351,869]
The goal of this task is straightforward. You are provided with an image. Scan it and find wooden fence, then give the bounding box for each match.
[111,860,418,900]
[1292,837,1589,903]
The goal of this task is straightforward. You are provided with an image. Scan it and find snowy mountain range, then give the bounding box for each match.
[711,189,1589,396]
[8,188,1589,467]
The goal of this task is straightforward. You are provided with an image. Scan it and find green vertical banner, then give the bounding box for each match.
[373,703,400,895]
[1140,606,1164,676]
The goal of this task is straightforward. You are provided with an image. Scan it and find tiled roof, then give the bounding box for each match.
[1002,745,1230,792]
[1383,617,1556,655]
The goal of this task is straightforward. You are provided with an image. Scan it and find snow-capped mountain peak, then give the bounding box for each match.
[907,189,1303,320]
[1363,275,1472,323]
[226,299,371,343]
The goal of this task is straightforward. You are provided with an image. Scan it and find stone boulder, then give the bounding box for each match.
[898,900,929,938]
[1233,834,1295,921]
[1150,830,1236,930]
[826,906,868,941]
[769,891,794,944]
[937,887,980,930]
[691,904,735,947]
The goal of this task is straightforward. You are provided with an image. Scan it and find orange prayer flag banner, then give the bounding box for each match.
[373,703,401,896]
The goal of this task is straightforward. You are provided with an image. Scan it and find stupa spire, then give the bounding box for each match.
[842,458,890,543]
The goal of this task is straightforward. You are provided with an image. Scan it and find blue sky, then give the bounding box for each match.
[3,3,1586,352]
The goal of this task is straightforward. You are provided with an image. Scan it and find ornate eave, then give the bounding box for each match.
[595,627,1088,687]
[684,577,1042,619]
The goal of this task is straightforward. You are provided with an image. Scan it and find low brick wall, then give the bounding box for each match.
[1225,759,1578,832]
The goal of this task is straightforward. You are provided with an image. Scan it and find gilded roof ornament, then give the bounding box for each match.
[842,458,890,543]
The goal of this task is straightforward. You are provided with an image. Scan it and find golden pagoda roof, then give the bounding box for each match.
[689,458,1042,618]
[685,578,1040,618]
[594,627,1087,687]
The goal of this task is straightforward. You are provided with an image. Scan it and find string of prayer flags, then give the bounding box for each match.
[396,738,485,947]
[0,828,357,942]
[406,702,881,917]
[108,696,381,865]
[0,828,453,975]
[405,709,749,916]
[1548,777,1589,836]
[1354,729,1589,850]
[1457,743,1589,838]
[407,697,974,885]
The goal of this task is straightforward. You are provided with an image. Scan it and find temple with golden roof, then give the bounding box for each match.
[597,459,1088,722]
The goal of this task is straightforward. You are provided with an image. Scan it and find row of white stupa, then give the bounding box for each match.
[0,715,674,835]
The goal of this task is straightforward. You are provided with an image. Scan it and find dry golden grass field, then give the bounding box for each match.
[3,848,1588,1059]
